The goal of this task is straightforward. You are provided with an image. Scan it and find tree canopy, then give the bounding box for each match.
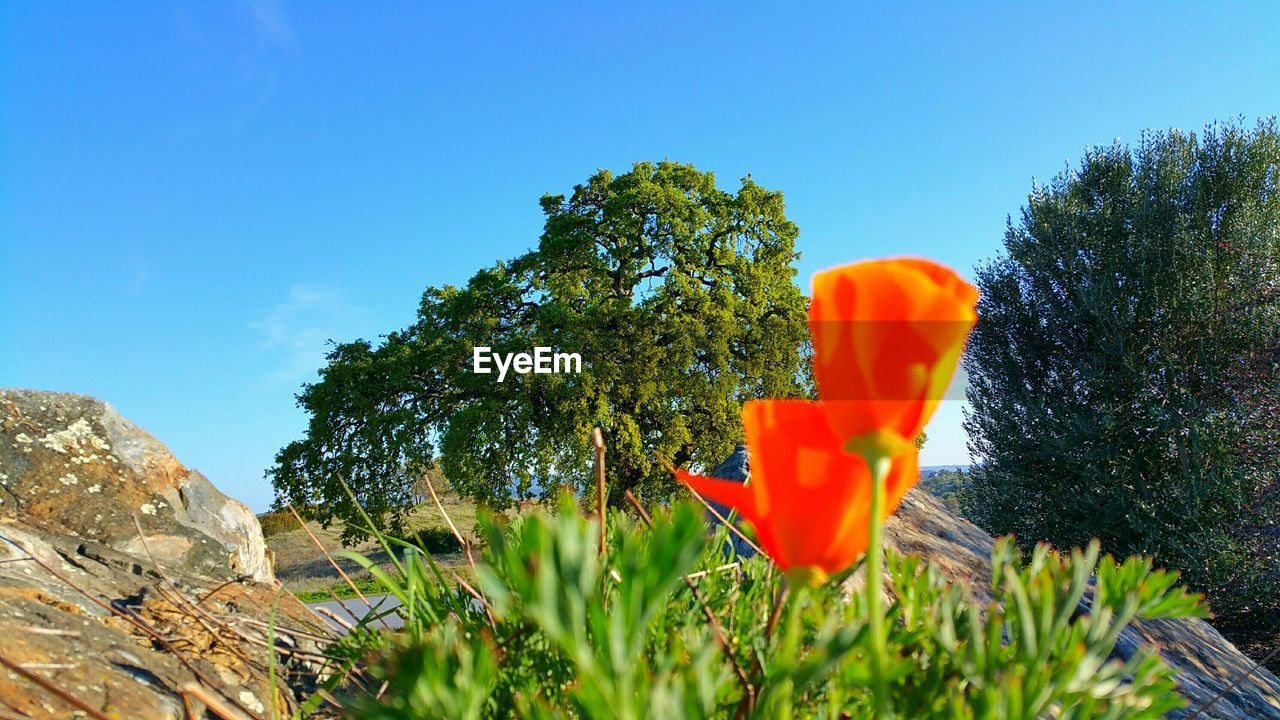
[962,120,1280,627]
[270,161,811,542]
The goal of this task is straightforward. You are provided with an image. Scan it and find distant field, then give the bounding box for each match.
[261,492,483,602]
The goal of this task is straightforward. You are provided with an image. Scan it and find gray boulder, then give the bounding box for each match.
[0,389,272,582]
[0,389,334,718]
[705,444,757,560]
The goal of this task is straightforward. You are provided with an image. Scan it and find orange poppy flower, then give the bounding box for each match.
[808,258,979,457]
[678,399,919,581]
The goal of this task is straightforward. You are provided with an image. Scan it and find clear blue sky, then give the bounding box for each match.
[3,3,1277,511]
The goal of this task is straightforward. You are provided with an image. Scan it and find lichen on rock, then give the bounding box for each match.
[0,389,336,718]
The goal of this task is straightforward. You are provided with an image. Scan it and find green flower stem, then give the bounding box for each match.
[866,453,892,718]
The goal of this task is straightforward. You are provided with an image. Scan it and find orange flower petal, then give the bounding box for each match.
[809,258,978,445]
[677,399,922,576]
[678,470,758,520]
[671,258,973,580]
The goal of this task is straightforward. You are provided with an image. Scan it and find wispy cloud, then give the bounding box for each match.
[241,0,296,51]
[168,0,297,142]
[251,285,363,387]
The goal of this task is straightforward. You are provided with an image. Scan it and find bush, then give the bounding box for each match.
[399,526,464,555]
[332,497,1205,719]
[919,468,972,515]
[258,508,298,538]
[963,119,1280,634]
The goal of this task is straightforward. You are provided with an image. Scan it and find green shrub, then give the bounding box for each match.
[399,526,464,555]
[963,120,1280,633]
[330,496,1205,719]
[258,508,297,538]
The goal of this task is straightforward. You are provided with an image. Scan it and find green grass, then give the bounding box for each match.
[293,575,386,603]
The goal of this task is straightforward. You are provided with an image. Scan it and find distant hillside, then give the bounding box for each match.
[919,466,972,515]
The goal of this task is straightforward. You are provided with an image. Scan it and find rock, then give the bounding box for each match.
[0,390,337,718]
[703,444,757,560]
[887,488,1280,720]
[1,389,272,583]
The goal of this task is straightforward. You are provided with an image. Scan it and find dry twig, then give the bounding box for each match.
[180,682,254,720]
[685,562,741,582]
[1187,642,1280,719]
[312,605,357,633]
[284,502,393,631]
[653,452,767,558]
[0,653,112,720]
[0,540,266,720]
[131,516,261,672]
[197,578,240,605]
[593,428,607,556]
[420,471,498,627]
[421,471,481,572]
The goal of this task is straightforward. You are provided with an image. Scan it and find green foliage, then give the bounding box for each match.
[402,526,464,555]
[270,161,811,543]
[337,499,1204,719]
[353,618,500,720]
[919,468,972,514]
[257,508,297,538]
[963,119,1280,631]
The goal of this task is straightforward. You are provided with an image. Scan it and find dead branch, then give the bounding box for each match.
[0,653,112,720]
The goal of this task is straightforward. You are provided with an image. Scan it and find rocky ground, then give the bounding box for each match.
[0,390,343,719]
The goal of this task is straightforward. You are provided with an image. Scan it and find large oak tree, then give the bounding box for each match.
[270,161,811,542]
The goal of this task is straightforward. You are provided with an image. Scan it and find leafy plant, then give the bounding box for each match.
[257,508,298,538]
[332,254,1206,718]
[336,496,1205,719]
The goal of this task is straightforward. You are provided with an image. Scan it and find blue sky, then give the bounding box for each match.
[3,3,1277,512]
